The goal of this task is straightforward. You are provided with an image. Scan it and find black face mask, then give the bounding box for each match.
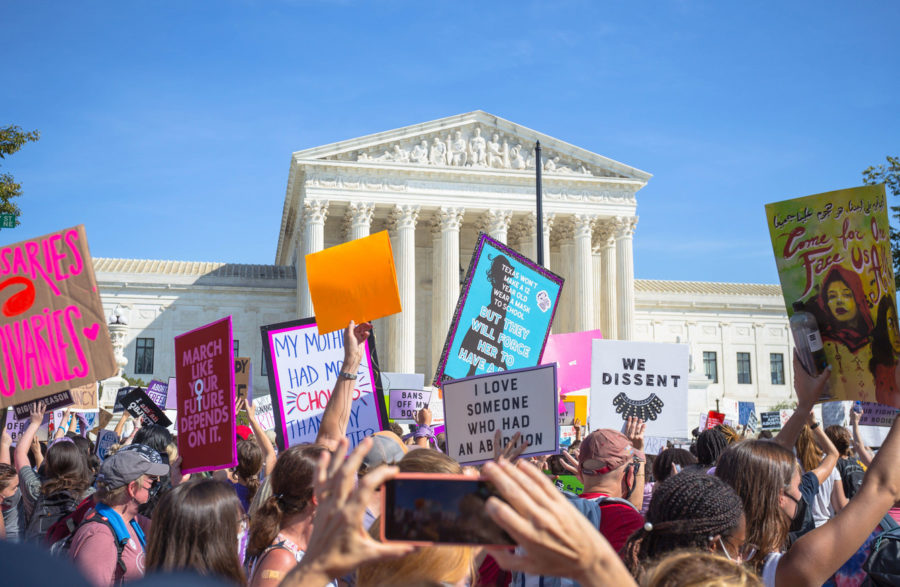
[786,491,808,533]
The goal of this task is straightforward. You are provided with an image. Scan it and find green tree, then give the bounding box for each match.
[862,156,900,286]
[0,125,41,224]
[122,373,148,388]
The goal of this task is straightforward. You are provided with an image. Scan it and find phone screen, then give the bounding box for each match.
[382,475,515,545]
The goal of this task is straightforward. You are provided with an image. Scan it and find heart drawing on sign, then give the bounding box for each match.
[83,324,101,340]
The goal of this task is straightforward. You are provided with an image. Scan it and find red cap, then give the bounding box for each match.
[236,425,253,441]
[578,429,644,475]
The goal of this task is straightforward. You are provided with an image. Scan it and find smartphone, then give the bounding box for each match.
[381,473,515,546]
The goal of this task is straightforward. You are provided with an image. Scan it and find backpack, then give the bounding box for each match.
[24,489,81,542]
[861,515,900,587]
[837,458,866,499]
[45,496,94,548]
[49,508,129,584]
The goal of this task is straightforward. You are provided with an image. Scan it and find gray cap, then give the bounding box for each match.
[96,448,169,489]
[360,431,408,472]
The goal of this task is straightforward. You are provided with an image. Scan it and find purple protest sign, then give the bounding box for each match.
[146,380,169,409]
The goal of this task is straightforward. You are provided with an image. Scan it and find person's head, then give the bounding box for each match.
[42,437,92,496]
[652,448,698,484]
[757,430,773,440]
[696,428,728,467]
[357,526,473,587]
[389,422,404,438]
[715,424,740,445]
[234,439,263,501]
[486,254,512,293]
[795,425,822,473]
[247,444,325,558]
[577,429,644,498]
[622,472,747,578]
[825,425,853,457]
[642,550,762,587]
[0,463,18,500]
[870,296,900,369]
[94,445,170,512]
[133,425,173,462]
[146,479,245,585]
[359,431,408,476]
[398,449,462,474]
[715,440,801,568]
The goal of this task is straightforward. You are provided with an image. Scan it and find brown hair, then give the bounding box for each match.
[146,479,245,585]
[715,424,741,445]
[398,449,462,474]
[0,463,16,492]
[795,426,822,473]
[716,440,796,570]
[643,550,762,587]
[825,425,853,457]
[246,444,324,559]
[234,439,263,502]
[95,475,147,506]
[42,441,91,496]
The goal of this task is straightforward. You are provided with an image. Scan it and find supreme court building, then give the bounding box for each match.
[95,111,795,426]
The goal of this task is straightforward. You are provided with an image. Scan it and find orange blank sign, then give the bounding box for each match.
[306,230,402,334]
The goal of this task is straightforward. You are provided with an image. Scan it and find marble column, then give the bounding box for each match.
[594,221,617,339]
[615,216,638,340]
[541,213,555,271]
[552,218,573,334]
[387,205,419,373]
[298,200,329,318]
[430,222,444,379]
[512,213,537,260]
[477,210,512,244]
[572,214,595,332]
[434,207,465,374]
[343,202,375,241]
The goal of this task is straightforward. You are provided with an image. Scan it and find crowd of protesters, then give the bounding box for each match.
[1,320,899,587]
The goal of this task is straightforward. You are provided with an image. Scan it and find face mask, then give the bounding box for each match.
[786,491,807,533]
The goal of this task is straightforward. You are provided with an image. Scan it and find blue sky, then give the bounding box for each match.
[2,1,898,284]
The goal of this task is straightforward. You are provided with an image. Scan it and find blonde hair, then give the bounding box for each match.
[642,551,762,587]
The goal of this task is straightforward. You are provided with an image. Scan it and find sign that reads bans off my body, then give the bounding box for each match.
[174,317,237,474]
[442,364,558,465]
[590,340,689,440]
[261,318,386,450]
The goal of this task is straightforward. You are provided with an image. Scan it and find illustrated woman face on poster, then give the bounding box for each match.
[869,296,900,406]
[816,266,874,352]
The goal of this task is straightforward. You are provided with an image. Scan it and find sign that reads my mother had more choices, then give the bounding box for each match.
[442,364,558,465]
[434,233,563,387]
[261,317,386,450]
[590,340,689,440]
[175,317,237,474]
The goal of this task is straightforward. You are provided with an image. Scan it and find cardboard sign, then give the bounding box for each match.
[112,387,133,413]
[760,411,782,430]
[0,225,117,409]
[388,388,432,421]
[12,389,74,420]
[261,317,387,449]
[435,233,564,386]
[706,410,725,430]
[234,357,252,402]
[305,231,402,335]
[175,317,237,474]
[738,401,756,426]
[589,340,689,440]
[96,408,113,431]
[541,330,603,394]
[145,380,169,409]
[442,364,559,465]
[766,185,899,407]
[70,381,98,411]
[122,387,172,427]
[252,395,276,431]
[4,411,30,446]
[165,377,178,410]
[95,429,118,461]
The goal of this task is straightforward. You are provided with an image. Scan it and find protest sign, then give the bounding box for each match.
[822,401,847,428]
[4,411,29,446]
[145,380,169,409]
[766,185,899,407]
[589,340,688,440]
[644,436,671,456]
[552,474,584,496]
[95,429,118,461]
[175,317,237,474]
[261,317,386,450]
[97,408,113,431]
[562,394,587,425]
[738,401,756,426]
[388,388,432,421]
[746,410,759,435]
[252,395,276,431]
[381,372,425,423]
[442,364,558,465]
[0,225,117,409]
[305,231,402,335]
[435,233,563,386]
[122,387,172,428]
[540,330,603,394]
[234,357,252,402]
[74,411,98,435]
[70,381,98,411]
[12,389,73,420]
[165,377,178,410]
[859,402,899,427]
[558,402,575,426]
[760,411,781,430]
[426,387,445,426]
[112,387,134,413]
[706,410,725,430]
[780,409,793,427]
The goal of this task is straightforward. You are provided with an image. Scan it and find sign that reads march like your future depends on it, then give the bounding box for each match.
[442,364,558,465]
[434,233,563,387]
[261,317,387,450]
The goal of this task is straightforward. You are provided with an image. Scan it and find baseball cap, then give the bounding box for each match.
[118,442,166,465]
[360,431,408,472]
[97,445,170,489]
[236,425,253,441]
[578,429,645,476]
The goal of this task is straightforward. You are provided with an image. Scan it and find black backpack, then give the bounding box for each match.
[837,457,866,499]
[24,490,80,542]
[862,516,900,587]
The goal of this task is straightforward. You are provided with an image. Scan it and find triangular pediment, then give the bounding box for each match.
[291,111,651,181]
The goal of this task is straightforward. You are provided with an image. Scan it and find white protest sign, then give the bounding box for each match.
[589,340,688,439]
[389,388,432,421]
[426,387,445,426]
[95,429,118,461]
[442,364,558,465]
[252,395,276,431]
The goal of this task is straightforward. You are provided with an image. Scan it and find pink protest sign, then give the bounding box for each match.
[540,330,603,395]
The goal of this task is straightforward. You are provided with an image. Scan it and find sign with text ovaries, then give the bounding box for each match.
[434,233,563,387]
[0,225,116,409]
[766,185,898,407]
[442,364,558,465]
[590,340,688,440]
[175,317,237,474]
[261,317,386,450]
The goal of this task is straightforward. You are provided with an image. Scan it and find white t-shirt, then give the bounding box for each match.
[810,467,840,527]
